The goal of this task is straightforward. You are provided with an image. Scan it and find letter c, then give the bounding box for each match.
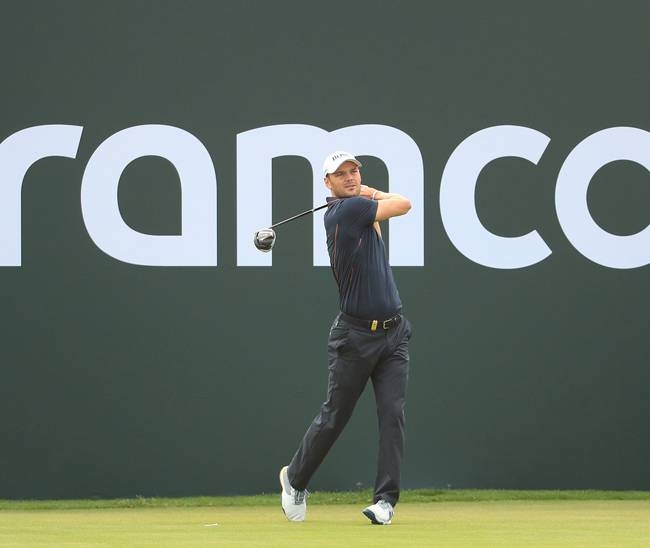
[440,125,552,269]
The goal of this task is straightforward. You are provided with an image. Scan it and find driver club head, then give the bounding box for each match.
[253,228,276,252]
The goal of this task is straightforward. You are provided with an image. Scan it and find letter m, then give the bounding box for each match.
[237,124,424,266]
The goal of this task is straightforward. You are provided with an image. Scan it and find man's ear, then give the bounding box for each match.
[324,176,331,189]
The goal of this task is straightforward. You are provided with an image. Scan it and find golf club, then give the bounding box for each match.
[253,202,331,252]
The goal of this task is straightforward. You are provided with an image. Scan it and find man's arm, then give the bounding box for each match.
[359,185,411,221]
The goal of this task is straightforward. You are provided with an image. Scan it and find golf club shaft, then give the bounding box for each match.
[269,203,329,229]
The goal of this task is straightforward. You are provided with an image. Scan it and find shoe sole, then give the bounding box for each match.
[279,466,290,496]
[362,508,391,525]
[279,466,288,518]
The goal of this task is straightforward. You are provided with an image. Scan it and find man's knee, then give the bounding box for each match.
[317,398,356,431]
[377,399,406,425]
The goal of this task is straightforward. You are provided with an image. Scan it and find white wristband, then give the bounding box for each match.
[371,190,378,200]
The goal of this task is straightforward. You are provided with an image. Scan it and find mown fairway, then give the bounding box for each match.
[2,497,650,547]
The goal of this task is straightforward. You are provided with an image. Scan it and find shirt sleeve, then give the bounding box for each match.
[339,197,378,227]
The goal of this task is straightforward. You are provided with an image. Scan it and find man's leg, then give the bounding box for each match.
[370,320,410,506]
[288,322,372,490]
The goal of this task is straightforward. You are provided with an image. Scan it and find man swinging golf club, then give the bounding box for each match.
[279,151,413,525]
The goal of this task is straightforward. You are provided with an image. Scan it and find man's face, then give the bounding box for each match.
[325,161,362,198]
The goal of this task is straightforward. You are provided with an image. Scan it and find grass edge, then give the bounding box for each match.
[2,489,650,510]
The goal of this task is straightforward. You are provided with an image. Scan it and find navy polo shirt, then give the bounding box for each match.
[324,196,402,320]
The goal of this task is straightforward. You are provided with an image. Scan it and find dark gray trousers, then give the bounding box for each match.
[288,313,411,507]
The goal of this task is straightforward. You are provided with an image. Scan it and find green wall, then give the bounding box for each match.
[1,1,649,498]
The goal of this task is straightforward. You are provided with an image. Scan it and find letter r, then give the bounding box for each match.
[0,125,83,266]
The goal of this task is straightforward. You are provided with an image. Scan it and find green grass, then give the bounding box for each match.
[2,501,650,547]
[1,491,649,547]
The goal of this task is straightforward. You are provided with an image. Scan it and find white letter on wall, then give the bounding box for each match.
[440,125,552,269]
[237,124,424,266]
[0,125,83,266]
[556,127,650,269]
[81,125,217,266]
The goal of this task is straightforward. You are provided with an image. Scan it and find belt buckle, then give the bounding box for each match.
[382,318,391,329]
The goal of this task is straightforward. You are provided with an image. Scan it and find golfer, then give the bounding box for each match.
[280,151,413,525]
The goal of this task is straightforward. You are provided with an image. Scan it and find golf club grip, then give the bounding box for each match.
[269,203,329,229]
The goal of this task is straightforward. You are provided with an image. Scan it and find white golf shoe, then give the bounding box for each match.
[279,466,307,521]
[362,499,394,525]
